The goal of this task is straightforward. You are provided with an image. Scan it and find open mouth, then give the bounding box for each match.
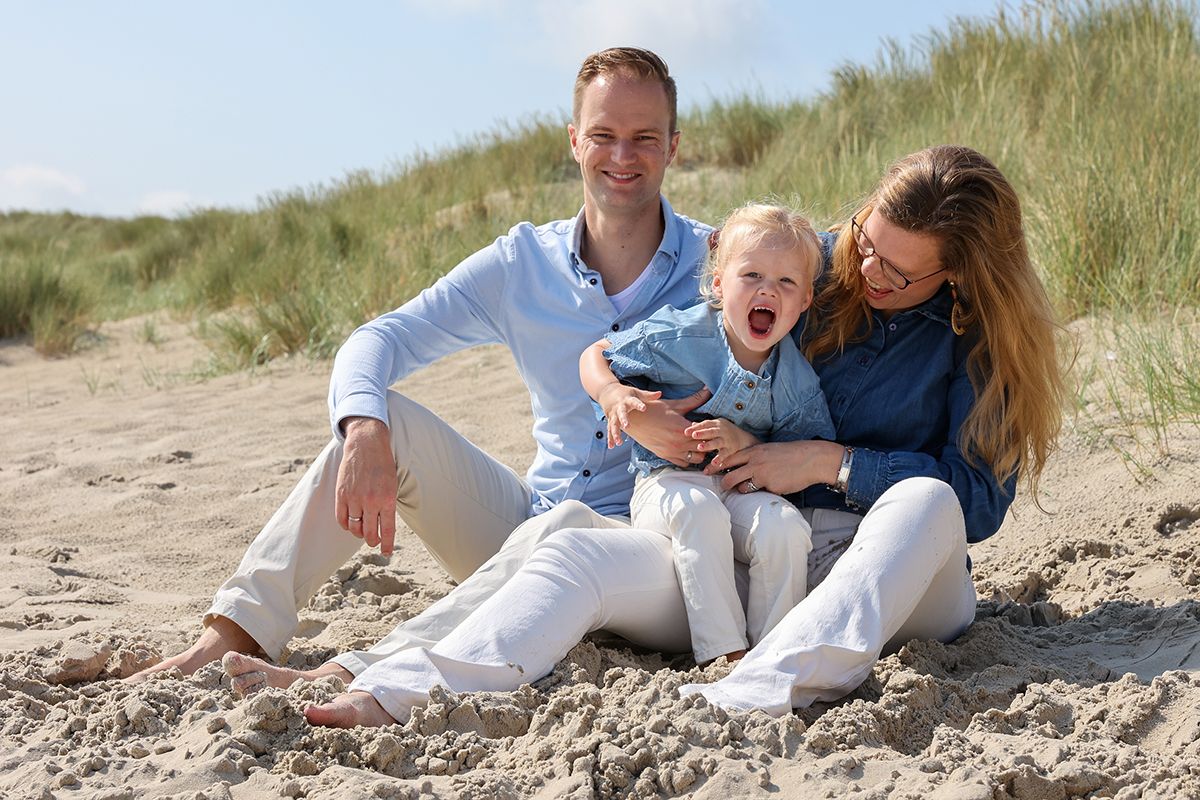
[748,306,776,338]
[864,277,892,298]
[603,171,640,183]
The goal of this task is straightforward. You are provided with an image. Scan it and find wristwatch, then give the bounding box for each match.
[833,447,854,494]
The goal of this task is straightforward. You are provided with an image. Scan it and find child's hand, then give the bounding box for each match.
[686,418,760,466]
[599,383,663,447]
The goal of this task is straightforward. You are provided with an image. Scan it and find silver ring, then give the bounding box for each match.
[348,515,363,523]
[744,480,759,492]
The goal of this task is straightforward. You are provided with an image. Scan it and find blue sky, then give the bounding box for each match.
[0,0,1002,218]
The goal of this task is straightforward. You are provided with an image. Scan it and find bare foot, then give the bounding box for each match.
[127,616,262,683]
[305,691,396,728]
[222,652,352,698]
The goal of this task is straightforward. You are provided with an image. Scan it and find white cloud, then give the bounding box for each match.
[534,0,767,77]
[0,164,87,212]
[137,190,196,218]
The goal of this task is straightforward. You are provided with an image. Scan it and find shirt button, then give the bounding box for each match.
[888,322,897,331]
[582,469,592,477]
[745,380,755,389]
[589,278,597,285]
[734,402,745,411]
[595,431,604,439]
[611,323,620,332]
[858,355,870,366]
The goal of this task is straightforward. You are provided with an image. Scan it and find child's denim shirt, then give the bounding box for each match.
[603,303,835,476]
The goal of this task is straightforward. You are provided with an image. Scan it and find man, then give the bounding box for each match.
[136,48,711,712]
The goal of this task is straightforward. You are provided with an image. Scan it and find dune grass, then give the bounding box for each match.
[2,0,1197,454]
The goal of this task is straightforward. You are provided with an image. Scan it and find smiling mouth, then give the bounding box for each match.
[748,306,776,338]
[604,171,639,181]
[865,277,891,294]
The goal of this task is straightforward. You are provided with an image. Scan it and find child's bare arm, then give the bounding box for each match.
[579,339,662,447]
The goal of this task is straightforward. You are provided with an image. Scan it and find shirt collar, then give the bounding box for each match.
[567,195,682,274]
[901,280,955,326]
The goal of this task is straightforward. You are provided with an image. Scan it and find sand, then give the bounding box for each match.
[2,313,1199,799]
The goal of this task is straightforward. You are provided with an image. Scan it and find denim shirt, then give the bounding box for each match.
[328,196,712,517]
[786,232,1016,543]
[605,303,836,475]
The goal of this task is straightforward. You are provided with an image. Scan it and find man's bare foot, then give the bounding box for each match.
[222,652,353,698]
[127,616,262,683]
[304,691,396,728]
[699,649,747,668]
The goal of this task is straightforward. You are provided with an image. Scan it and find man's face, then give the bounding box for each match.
[568,73,679,220]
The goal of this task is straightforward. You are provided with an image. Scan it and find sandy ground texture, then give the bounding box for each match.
[2,313,1200,800]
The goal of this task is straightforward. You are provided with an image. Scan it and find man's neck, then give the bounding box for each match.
[580,201,666,295]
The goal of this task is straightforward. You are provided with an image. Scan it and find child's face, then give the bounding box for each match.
[713,242,813,367]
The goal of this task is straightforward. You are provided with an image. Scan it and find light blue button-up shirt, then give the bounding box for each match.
[328,197,713,517]
[604,303,835,475]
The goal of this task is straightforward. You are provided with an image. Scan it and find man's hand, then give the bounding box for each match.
[336,417,398,556]
[598,383,663,447]
[685,418,760,462]
[622,388,711,467]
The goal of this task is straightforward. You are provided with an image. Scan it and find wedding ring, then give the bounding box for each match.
[348,515,363,523]
[744,480,759,492]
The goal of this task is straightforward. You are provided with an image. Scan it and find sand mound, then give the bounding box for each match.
[2,314,1199,798]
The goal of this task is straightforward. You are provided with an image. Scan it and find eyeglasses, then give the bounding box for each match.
[850,218,946,291]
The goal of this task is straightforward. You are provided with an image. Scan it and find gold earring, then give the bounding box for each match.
[949,281,967,336]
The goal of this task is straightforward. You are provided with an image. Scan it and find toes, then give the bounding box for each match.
[304,701,349,728]
[222,651,265,677]
[231,670,268,699]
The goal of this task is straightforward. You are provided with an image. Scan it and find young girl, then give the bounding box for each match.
[579,203,834,664]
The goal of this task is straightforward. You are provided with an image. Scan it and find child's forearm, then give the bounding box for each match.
[579,339,619,402]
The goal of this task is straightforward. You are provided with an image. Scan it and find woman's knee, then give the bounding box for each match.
[870,477,966,554]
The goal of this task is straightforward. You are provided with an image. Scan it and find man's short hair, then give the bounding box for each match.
[573,47,678,133]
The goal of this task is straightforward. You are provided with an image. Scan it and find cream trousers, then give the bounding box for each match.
[347,477,976,722]
[631,468,812,663]
[207,391,541,660]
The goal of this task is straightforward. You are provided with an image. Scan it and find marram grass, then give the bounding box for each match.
[1,0,1197,455]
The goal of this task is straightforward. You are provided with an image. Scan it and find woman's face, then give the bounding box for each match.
[857,213,948,315]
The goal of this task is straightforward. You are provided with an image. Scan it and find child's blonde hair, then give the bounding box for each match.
[699,202,822,308]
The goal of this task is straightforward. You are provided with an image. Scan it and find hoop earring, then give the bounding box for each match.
[950,281,967,336]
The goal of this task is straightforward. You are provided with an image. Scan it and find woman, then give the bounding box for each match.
[226,144,1063,725]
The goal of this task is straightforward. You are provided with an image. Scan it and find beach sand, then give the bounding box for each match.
[2,314,1199,799]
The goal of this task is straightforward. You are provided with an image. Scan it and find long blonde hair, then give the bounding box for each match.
[805,145,1063,494]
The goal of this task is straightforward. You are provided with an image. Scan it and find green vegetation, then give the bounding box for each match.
[2,0,1197,455]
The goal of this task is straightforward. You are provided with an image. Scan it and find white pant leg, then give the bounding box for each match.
[725,491,812,647]
[349,526,691,723]
[333,501,628,674]
[208,390,533,659]
[631,469,747,663]
[682,477,977,716]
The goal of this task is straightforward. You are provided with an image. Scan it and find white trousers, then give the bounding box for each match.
[207,391,538,660]
[631,469,812,662]
[349,477,977,721]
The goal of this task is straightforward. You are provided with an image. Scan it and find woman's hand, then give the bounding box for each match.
[706,439,845,495]
[622,388,712,467]
[685,418,760,461]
